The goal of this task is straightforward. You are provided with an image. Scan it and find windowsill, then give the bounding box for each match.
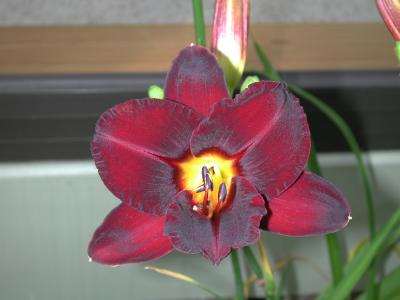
[0,23,397,75]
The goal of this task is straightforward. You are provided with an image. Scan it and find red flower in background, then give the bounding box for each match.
[88,46,351,266]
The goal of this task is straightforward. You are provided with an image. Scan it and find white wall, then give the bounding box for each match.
[0,151,399,299]
[0,0,381,26]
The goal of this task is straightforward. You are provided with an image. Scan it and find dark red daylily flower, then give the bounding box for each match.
[88,46,351,266]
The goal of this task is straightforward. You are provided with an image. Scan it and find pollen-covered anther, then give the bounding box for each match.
[205,174,214,191]
[194,184,205,193]
[218,182,227,202]
[202,166,214,191]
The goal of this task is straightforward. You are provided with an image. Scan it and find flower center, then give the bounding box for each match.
[177,151,238,218]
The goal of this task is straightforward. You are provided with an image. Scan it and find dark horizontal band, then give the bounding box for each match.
[0,71,399,161]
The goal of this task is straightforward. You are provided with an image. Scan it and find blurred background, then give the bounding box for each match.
[0,0,384,24]
[0,0,399,299]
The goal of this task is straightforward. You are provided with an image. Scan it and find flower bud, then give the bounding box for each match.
[211,0,249,94]
[376,0,400,40]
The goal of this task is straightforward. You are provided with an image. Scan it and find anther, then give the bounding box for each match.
[218,182,227,202]
[201,166,214,191]
[201,166,209,183]
[194,184,205,193]
[205,173,214,191]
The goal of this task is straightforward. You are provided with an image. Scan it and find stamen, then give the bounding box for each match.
[194,184,205,193]
[201,166,214,191]
[202,189,210,215]
[218,182,227,202]
[205,173,214,191]
[201,166,209,183]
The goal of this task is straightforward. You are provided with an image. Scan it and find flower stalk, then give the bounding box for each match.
[192,0,206,46]
[231,250,245,300]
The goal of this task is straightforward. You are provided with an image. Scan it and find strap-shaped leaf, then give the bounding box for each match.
[317,209,400,300]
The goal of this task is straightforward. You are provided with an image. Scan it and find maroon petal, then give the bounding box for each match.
[92,98,203,215]
[164,45,230,116]
[88,203,173,265]
[191,81,310,199]
[260,172,351,236]
[164,176,266,265]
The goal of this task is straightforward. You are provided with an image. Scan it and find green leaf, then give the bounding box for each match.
[306,142,322,174]
[256,39,346,287]
[288,83,376,237]
[145,266,225,300]
[317,209,400,300]
[287,83,379,300]
[356,266,400,300]
[290,83,379,300]
[243,246,277,300]
[395,41,400,64]
[147,85,164,99]
[275,265,289,300]
[253,38,378,299]
[253,39,376,240]
[253,40,281,81]
[348,238,368,262]
[242,246,263,279]
[240,75,260,92]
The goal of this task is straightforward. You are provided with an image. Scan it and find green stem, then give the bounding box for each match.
[230,250,245,300]
[243,246,276,300]
[242,246,263,279]
[395,41,400,63]
[308,144,344,285]
[191,0,206,47]
[325,234,344,285]
[366,263,378,300]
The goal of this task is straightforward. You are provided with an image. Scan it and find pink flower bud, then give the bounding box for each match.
[211,0,249,93]
[376,0,400,40]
